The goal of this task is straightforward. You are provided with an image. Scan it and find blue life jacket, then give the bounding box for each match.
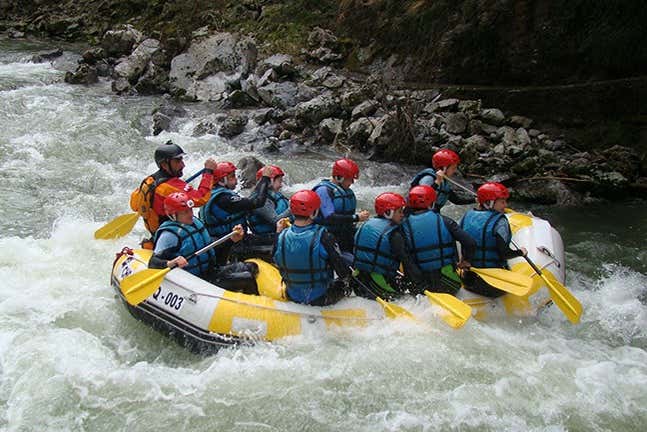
[353,217,400,277]
[247,190,289,235]
[274,224,332,304]
[410,168,452,210]
[199,186,248,238]
[402,210,456,272]
[313,179,357,239]
[155,217,214,276]
[460,209,508,268]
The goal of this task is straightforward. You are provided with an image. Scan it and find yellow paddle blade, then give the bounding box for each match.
[94,213,139,239]
[470,267,533,296]
[120,267,171,306]
[424,291,472,329]
[539,272,582,324]
[376,297,416,320]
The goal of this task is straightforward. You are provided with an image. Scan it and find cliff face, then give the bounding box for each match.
[337,0,647,85]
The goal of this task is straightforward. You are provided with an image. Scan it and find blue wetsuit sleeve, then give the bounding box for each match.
[153,231,180,254]
[315,186,336,218]
[494,218,524,259]
[315,185,356,225]
[418,174,436,187]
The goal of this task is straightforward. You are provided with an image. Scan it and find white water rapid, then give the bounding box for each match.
[0,39,645,432]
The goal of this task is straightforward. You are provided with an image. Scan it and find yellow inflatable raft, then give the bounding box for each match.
[110,211,578,352]
[459,210,575,321]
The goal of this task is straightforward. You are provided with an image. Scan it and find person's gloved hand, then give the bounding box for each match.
[456,259,471,270]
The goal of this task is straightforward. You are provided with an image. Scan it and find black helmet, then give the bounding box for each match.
[154,141,186,168]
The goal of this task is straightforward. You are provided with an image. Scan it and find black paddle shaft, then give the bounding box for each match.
[510,239,543,276]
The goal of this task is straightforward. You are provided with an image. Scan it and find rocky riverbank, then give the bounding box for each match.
[3,19,646,203]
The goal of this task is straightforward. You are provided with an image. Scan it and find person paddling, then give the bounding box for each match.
[402,185,475,295]
[231,164,292,261]
[410,149,472,213]
[130,141,217,248]
[246,165,291,244]
[200,162,273,263]
[352,192,420,300]
[313,158,370,255]
[273,190,352,306]
[459,182,527,297]
[148,192,259,294]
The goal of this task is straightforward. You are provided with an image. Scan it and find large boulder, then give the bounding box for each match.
[64,64,98,85]
[294,94,341,125]
[513,180,584,205]
[219,114,249,138]
[113,38,161,84]
[237,156,264,189]
[319,118,344,142]
[101,25,145,57]
[134,62,169,94]
[480,108,505,126]
[257,81,300,109]
[169,32,257,101]
[256,54,297,79]
[347,118,375,147]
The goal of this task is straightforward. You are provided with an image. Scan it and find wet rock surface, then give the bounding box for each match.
[17,22,646,205]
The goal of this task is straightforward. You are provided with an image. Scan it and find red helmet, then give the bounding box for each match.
[432,149,460,169]
[164,192,194,216]
[332,158,359,179]
[375,192,406,217]
[290,190,321,217]
[407,185,437,210]
[214,161,237,181]
[256,165,285,181]
[477,182,510,204]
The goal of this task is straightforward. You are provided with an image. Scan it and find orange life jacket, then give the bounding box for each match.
[130,171,174,234]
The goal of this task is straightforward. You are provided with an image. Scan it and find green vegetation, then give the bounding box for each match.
[4,0,645,84]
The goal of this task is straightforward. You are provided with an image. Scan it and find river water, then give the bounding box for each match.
[1,39,646,432]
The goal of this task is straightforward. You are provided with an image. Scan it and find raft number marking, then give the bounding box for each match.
[152,287,184,311]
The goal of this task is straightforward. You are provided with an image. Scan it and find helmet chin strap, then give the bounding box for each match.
[169,214,177,222]
[310,209,319,220]
[384,209,394,220]
[483,200,495,210]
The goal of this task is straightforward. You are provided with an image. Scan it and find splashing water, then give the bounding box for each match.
[0,39,646,431]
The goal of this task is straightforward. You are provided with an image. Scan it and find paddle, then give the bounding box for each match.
[184,169,206,184]
[94,212,139,240]
[511,240,582,324]
[94,169,206,240]
[443,175,477,197]
[468,267,533,296]
[441,177,536,297]
[423,290,472,329]
[350,269,416,320]
[120,230,237,306]
[393,269,471,328]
